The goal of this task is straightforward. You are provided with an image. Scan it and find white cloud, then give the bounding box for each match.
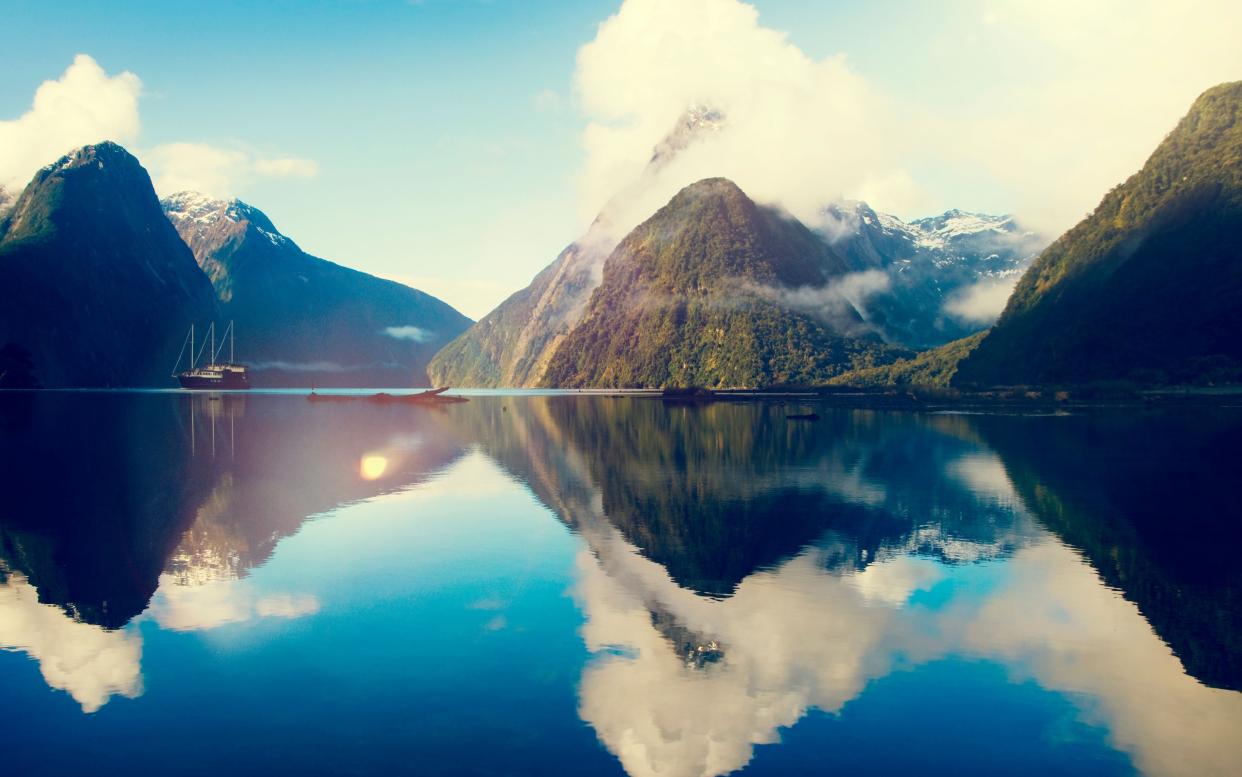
[0,54,141,194]
[943,277,1020,324]
[573,0,1242,240]
[574,0,916,238]
[0,55,318,201]
[146,142,319,197]
[0,572,143,713]
[383,325,435,343]
[145,142,250,198]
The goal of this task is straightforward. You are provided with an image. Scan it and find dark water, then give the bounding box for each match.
[1,393,1239,777]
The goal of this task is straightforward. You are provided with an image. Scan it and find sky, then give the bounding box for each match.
[1,0,1240,319]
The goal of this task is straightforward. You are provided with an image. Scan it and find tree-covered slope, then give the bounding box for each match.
[163,192,471,387]
[828,331,986,388]
[0,143,219,387]
[541,178,907,388]
[956,81,1242,386]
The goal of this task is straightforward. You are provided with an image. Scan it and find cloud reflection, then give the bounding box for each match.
[146,575,320,633]
[574,527,1242,777]
[0,572,142,713]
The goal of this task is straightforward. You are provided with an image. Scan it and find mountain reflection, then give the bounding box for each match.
[456,397,1242,777]
[0,393,1238,776]
[0,392,467,710]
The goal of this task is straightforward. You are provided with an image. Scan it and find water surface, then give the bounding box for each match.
[0,393,1239,776]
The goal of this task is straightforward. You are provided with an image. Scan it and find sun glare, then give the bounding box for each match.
[360,454,388,481]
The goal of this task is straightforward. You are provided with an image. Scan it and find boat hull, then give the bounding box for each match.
[177,373,250,390]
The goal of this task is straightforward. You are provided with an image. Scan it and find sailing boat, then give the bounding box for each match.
[173,321,250,390]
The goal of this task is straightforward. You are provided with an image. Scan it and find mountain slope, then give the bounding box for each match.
[955,81,1242,386]
[163,192,471,387]
[0,143,218,387]
[429,107,726,388]
[541,178,907,388]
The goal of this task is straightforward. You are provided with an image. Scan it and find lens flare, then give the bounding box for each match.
[359,454,388,481]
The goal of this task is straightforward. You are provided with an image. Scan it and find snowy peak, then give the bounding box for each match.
[648,105,726,169]
[908,209,1028,250]
[162,191,292,250]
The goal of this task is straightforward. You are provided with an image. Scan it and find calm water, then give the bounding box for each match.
[1,393,1239,776]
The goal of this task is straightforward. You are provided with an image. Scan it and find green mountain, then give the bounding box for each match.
[163,192,471,387]
[428,107,730,388]
[955,81,1242,386]
[0,143,219,387]
[541,178,907,388]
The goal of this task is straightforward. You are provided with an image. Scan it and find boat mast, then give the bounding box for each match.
[211,322,216,368]
[230,320,235,363]
[190,324,196,370]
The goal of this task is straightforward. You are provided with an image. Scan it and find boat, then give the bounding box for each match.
[173,322,250,390]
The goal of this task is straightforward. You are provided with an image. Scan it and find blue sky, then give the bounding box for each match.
[2,1,1239,317]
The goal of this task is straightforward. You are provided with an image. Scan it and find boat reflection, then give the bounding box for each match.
[0,392,467,710]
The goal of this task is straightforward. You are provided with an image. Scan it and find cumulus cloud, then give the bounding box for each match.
[574,0,1242,240]
[0,54,141,194]
[944,277,1020,324]
[0,55,318,200]
[0,572,143,713]
[574,0,916,238]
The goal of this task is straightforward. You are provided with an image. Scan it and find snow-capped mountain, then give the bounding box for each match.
[821,202,1046,348]
[162,191,471,387]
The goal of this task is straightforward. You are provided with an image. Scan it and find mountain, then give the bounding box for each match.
[428,107,727,388]
[541,178,908,388]
[955,81,1242,386]
[163,192,471,387]
[821,203,1044,348]
[0,143,219,387]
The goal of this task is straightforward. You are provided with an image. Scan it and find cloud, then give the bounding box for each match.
[383,325,435,343]
[146,142,319,197]
[943,277,1020,324]
[0,55,318,200]
[573,0,1242,240]
[574,0,916,238]
[0,572,143,713]
[0,54,141,194]
[750,269,891,333]
[959,1,1242,231]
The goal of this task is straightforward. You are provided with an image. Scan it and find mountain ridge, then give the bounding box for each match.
[0,142,219,387]
[163,191,472,387]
